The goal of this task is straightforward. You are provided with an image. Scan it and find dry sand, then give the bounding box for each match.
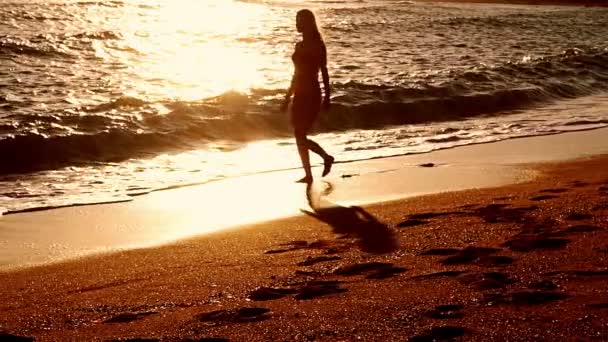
[1,149,608,340]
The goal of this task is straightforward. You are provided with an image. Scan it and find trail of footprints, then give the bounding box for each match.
[102,180,608,341]
[103,180,608,341]
[392,180,607,340]
[6,180,606,341]
[242,179,606,340]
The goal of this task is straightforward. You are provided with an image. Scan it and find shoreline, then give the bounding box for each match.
[1,153,607,340]
[2,127,608,270]
[2,127,606,218]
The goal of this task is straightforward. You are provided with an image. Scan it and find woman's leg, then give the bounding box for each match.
[307,138,334,177]
[292,95,333,182]
[306,139,328,158]
[295,129,313,183]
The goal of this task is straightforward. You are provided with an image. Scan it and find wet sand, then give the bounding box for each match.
[1,147,608,340]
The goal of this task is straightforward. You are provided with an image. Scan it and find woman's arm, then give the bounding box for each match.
[281,43,300,113]
[281,73,295,113]
[321,65,330,109]
[321,44,330,109]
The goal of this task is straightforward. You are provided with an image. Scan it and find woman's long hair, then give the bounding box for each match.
[297,9,323,43]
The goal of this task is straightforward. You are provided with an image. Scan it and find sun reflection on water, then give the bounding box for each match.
[108,0,289,101]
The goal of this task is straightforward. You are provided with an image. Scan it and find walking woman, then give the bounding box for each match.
[281,9,334,184]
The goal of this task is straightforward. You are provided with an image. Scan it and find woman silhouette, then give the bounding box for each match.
[281,9,334,184]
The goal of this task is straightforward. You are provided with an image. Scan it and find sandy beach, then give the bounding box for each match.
[1,129,608,341]
[2,0,608,340]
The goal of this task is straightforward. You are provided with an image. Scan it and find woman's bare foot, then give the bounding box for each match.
[322,155,335,177]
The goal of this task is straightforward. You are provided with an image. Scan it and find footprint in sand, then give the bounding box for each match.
[575,270,608,276]
[265,248,297,254]
[564,224,600,233]
[529,279,558,291]
[397,214,436,228]
[458,204,477,210]
[297,255,342,266]
[332,262,407,279]
[196,307,270,324]
[248,281,348,301]
[0,333,34,342]
[529,195,559,201]
[103,311,158,324]
[396,219,428,228]
[569,180,589,188]
[365,266,408,280]
[472,204,537,223]
[419,248,461,256]
[478,203,510,210]
[446,246,500,263]
[503,234,570,252]
[424,304,465,319]
[264,240,309,254]
[565,212,593,221]
[411,270,467,280]
[540,188,569,194]
[294,270,323,277]
[409,212,460,220]
[457,272,516,290]
[422,246,514,267]
[408,326,468,342]
[397,211,463,228]
[332,261,393,275]
[264,240,341,255]
[294,280,348,300]
[483,290,569,306]
[412,270,516,290]
[493,196,514,201]
[444,254,514,267]
[248,287,298,301]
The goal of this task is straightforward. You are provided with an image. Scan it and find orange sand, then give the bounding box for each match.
[1,155,607,341]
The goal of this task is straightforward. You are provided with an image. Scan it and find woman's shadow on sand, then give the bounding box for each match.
[302,182,398,254]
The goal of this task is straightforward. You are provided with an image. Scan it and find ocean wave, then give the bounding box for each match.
[0,37,74,58]
[0,109,289,174]
[0,130,176,174]
[70,31,122,41]
[2,47,608,174]
[425,136,464,143]
[84,96,148,112]
[0,29,124,60]
[74,1,124,8]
